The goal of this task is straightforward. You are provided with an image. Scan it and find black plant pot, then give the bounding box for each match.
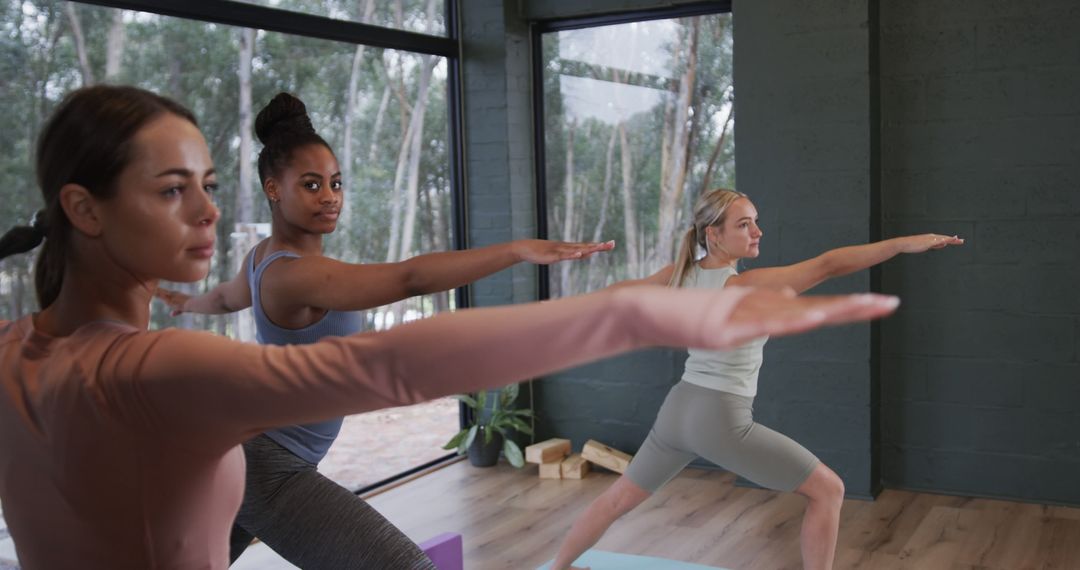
[468,426,502,467]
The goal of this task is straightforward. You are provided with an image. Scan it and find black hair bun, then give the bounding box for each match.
[254,92,315,144]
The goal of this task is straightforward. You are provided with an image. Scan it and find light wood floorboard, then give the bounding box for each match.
[365,462,1080,570]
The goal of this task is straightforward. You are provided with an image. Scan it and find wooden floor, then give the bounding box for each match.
[366,460,1080,570]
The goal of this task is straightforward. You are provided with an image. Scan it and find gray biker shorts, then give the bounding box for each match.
[625,381,820,493]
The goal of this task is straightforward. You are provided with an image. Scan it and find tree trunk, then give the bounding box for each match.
[64,3,93,86]
[396,0,440,263]
[367,85,392,162]
[618,121,639,278]
[385,118,414,263]
[655,17,700,270]
[34,7,64,152]
[701,94,734,196]
[397,55,436,262]
[104,10,125,81]
[341,0,377,239]
[175,282,197,330]
[586,126,618,290]
[236,27,255,226]
[559,120,576,296]
[420,180,450,313]
[235,27,257,340]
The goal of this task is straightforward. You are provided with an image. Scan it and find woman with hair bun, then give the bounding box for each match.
[156,91,622,568]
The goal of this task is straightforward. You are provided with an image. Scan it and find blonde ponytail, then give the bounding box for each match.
[666,188,748,288]
[668,226,699,287]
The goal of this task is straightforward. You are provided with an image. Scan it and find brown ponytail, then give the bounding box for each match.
[0,85,197,309]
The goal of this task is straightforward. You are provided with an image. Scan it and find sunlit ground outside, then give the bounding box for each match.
[320,396,460,491]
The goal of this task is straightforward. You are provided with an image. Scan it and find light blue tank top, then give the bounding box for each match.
[248,249,364,464]
[680,264,769,397]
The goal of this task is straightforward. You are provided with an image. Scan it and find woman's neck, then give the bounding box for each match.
[698,252,738,270]
[270,217,325,256]
[34,259,154,336]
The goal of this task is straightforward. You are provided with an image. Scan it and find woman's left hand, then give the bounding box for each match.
[513,239,616,264]
[154,286,192,317]
[899,233,964,254]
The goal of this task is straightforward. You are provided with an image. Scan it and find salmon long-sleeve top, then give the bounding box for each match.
[0,285,749,569]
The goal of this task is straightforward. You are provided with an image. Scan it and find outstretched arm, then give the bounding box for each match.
[266,239,614,312]
[603,264,675,291]
[729,233,964,293]
[99,285,898,453]
[154,250,253,316]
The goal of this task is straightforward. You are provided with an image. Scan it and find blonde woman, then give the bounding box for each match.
[550,189,962,570]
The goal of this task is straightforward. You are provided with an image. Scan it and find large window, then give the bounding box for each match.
[0,0,460,492]
[536,7,735,297]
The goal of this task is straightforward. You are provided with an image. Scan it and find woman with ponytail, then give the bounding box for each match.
[0,87,898,569]
[550,189,962,570]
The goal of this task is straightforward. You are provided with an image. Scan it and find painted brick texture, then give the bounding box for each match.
[880,0,1080,504]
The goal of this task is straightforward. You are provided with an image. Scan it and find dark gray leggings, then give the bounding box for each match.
[229,434,436,569]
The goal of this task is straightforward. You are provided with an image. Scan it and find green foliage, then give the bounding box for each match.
[0,0,451,328]
[441,384,534,468]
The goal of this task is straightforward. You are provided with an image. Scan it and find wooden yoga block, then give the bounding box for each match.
[525,438,571,464]
[560,453,590,479]
[581,439,632,474]
[539,461,563,479]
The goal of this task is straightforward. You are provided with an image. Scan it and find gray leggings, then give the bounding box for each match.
[626,381,820,494]
[229,434,436,569]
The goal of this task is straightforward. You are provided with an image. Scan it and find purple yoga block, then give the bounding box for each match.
[418,532,463,570]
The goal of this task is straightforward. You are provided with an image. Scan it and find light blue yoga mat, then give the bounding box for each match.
[537,550,729,570]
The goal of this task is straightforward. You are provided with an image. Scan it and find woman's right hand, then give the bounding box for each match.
[624,285,900,353]
[897,233,964,254]
[154,286,191,317]
[721,288,899,347]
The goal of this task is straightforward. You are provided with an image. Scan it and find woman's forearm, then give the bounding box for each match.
[398,242,520,296]
[822,238,905,278]
[183,287,239,315]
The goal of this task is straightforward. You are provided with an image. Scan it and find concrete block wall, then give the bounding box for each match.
[732,0,880,497]
[879,0,1080,504]
[536,350,688,456]
[460,0,539,308]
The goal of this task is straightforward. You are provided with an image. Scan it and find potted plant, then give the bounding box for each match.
[443,384,534,467]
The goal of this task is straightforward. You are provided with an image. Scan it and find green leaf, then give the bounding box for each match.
[477,390,487,410]
[452,394,479,409]
[508,417,534,435]
[461,424,478,455]
[442,428,469,451]
[503,439,525,468]
[484,426,494,445]
[501,383,519,407]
